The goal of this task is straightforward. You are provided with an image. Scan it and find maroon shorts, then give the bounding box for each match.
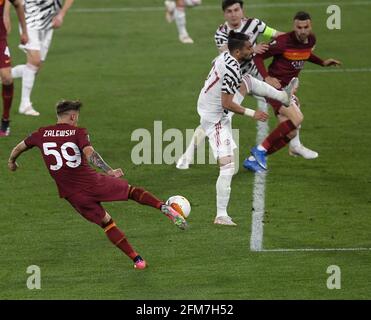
[66,175,130,226]
[0,40,11,69]
[266,97,283,116]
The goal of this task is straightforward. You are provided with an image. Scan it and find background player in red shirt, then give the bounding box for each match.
[244,11,341,172]
[8,100,188,270]
[0,0,28,136]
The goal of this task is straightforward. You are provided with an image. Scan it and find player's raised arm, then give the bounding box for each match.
[8,141,30,171]
[83,146,124,178]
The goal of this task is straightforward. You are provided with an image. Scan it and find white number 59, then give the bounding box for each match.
[43,142,81,171]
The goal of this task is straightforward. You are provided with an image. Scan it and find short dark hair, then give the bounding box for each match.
[294,11,311,21]
[228,30,250,52]
[222,0,243,11]
[56,100,82,116]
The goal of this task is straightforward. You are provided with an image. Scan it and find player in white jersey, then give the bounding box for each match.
[164,0,201,44]
[177,0,295,169]
[177,0,314,169]
[6,0,74,116]
[198,31,269,226]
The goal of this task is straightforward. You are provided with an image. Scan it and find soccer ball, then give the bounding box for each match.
[166,195,191,219]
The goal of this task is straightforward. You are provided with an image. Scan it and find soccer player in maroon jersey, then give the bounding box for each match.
[8,100,188,270]
[0,0,28,137]
[243,11,341,172]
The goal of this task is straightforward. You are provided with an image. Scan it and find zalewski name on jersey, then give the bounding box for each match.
[43,129,76,137]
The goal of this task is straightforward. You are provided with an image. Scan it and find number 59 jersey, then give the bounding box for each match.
[24,123,100,198]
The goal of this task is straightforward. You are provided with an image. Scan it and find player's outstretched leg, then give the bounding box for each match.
[128,186,188,230]
[101,216,147,270]
[161,204,188,230]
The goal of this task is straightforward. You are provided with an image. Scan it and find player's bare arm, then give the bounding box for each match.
[52,0,74,29]
[8,141,30,171]
[83,146,124,178]
[3,0,11,34]
[221,92,268,121]
[11,0,28,45]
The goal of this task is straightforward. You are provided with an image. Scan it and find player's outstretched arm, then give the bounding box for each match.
[323,58,342,67]
[83,146,124,178]
[12,0,28,45]
[221,93,268,121]
[8,141,30,171]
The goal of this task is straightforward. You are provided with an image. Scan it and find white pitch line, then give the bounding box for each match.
[261,248,371,252]
[250,99,269,252]
[71,1,371,13]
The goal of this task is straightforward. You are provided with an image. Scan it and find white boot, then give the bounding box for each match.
[289,144,318,159]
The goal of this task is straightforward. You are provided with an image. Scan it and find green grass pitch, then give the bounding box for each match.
[0,0,370,299]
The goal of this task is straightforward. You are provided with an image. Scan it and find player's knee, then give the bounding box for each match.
[218,155,234,167]
[1,75,13,85]
[297,112,304,124]
[219,156,235,173]
[100,212,112,227]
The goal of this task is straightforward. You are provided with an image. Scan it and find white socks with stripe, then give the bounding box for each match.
[216,162,235,218]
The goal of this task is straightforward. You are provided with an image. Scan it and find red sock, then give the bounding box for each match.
[103,219,138,260]
[267,136,291,155]
[2,83,14,120]
[262,120,296,150]
[128,186,164,209]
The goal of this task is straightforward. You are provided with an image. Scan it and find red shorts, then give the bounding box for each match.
[0,40,11,69]
[266,97,283,116]
[66,175,130,226]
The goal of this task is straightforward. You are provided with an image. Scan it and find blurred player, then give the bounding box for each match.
[244,12,341,172]
[7,0,74,116]
[164,0,201,44]
[0,0,28,137]
[176,0,287,169]
[197,31,268,226]
[8,100,188,270]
